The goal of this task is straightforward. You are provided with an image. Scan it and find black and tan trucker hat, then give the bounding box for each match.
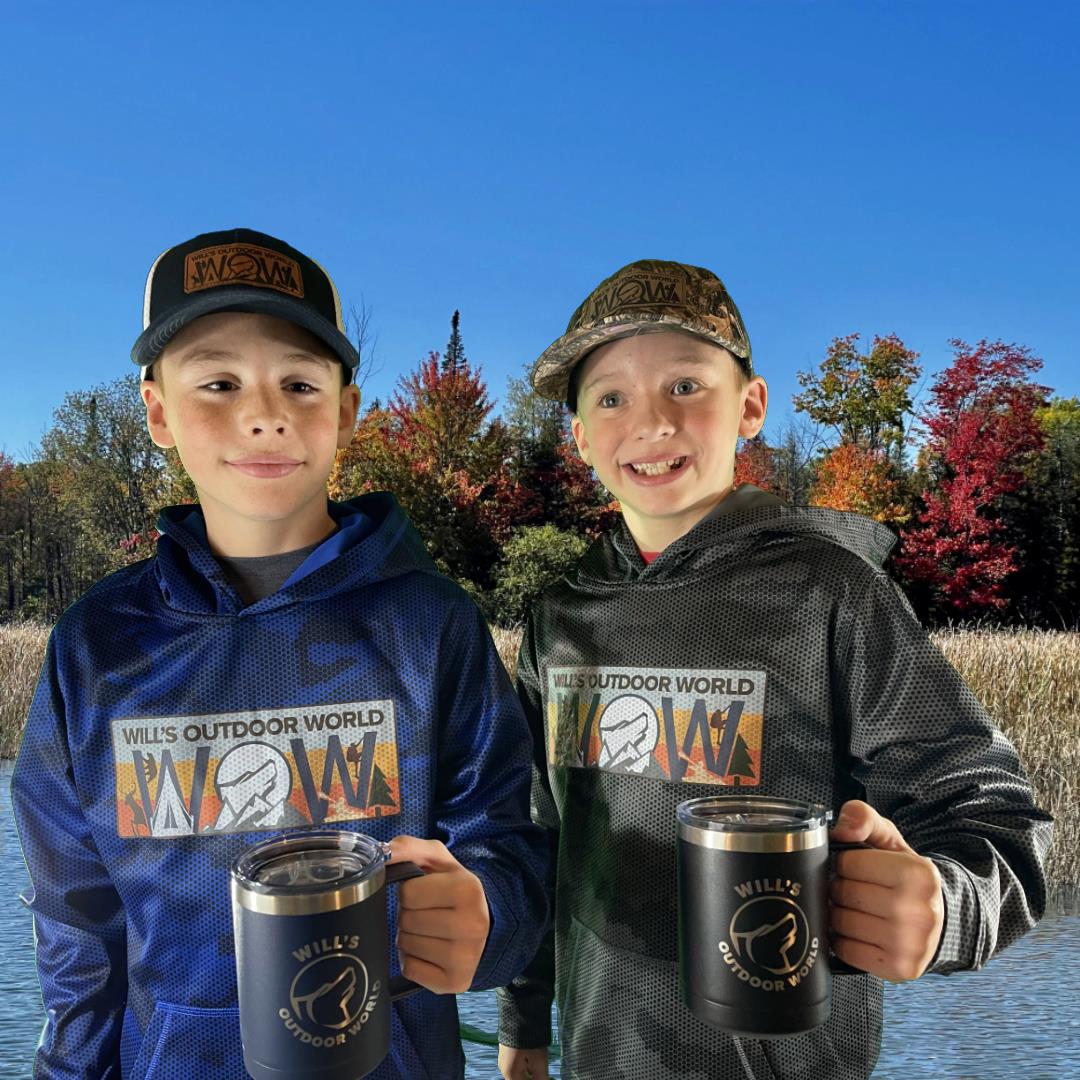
[530,259,752,403]
[131,228,359,379]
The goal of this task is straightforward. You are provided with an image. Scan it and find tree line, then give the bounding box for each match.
[1,316,1076,628]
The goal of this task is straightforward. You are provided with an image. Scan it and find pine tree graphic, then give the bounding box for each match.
[367,764,396,817]
[728,735,756,786]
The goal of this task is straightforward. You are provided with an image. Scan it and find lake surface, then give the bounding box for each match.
[2,763,1075,1078]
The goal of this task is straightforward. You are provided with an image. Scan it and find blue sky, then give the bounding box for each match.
[1,0,1077,461]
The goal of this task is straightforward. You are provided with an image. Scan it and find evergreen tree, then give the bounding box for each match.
[501,363,614,540]
[1001,397,1080,626]
[442,310,466,372]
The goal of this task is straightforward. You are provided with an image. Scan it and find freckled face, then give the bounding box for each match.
[571,332,766,551]
[142,312,359,548]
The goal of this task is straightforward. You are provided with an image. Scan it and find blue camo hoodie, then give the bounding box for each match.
[12,492,548,1080]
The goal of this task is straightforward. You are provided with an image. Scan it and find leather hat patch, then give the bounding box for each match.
[184,243,305,298]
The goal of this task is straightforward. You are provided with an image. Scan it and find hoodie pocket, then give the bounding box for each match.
[557,916,780,1080]
[131,1003,245,1080]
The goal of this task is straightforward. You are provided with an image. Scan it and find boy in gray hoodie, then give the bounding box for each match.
[496,260,1051,1080]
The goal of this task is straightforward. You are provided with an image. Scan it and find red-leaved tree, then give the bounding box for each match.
[734,435,778,492]
[331,352,538,588]
[897,340,1049,618]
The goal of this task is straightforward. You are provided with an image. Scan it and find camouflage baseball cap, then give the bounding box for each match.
[531,259,752,402]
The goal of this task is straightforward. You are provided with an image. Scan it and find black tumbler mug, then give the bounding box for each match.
[677,796,859,1039]
[230,830,424,1080]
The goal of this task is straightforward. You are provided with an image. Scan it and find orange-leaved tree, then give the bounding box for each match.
[809,443,909,525]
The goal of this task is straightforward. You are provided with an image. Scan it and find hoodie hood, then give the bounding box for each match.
[580,484,898,585]
[153,492,435,615]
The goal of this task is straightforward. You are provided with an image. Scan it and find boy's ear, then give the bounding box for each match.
[141,381,176,449]
[738,376,768,440]
[337,383,362,449]
[570,414,593,467]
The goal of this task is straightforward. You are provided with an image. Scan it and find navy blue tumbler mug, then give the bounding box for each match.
[230,831,423,1080]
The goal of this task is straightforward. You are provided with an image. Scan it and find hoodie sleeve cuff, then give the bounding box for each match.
[927,855,982,974]
[468,863,522,991]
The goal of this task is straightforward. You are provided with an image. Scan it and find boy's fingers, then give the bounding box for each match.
[397,930,453,965]
[396,867,489,917]
[397,948,452,993]
[833,848,917,888]
[831,935,892,979]
[388,834,459,873]
[397,907,464,941]
[830,876,901,919]
[830,902,892,948]
[830,800,913,854]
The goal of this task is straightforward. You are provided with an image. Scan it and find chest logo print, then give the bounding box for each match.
[111,703,400,838]
[545,667,765,786]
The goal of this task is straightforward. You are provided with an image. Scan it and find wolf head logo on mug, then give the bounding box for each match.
[282,934,381,1043]
[720,879,821,990]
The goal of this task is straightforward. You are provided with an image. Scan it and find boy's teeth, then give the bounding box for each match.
[630,457,684,476]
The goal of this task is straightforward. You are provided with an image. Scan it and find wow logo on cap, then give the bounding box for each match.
[184,242,305,297]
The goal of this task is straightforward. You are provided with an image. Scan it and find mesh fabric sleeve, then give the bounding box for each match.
[11,634,128,1079]
[433,599,550,991]
[837,572,1054,973]
[496,616,559,1049]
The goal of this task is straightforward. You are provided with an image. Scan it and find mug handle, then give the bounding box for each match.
[385,859,426,1000]
[827,841,873,975]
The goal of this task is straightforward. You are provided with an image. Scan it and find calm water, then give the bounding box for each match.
[2,764,1075,1078]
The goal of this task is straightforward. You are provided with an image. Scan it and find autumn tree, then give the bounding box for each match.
[0,376,170,617]
[809,443,908,525]
[794,333,920,457]
[0,452,23,613]
[502,364,614,538]
[332,351,535,589]
[734,435,778,492]
[41,375,165,544]
[999,397,1080,625]
[897,340,1049,619]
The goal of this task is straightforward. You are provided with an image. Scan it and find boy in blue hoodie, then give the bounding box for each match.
[12,228,548,1080]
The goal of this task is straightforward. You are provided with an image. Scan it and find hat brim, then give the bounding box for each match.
[131,287,360,374]
[531,315,751,403]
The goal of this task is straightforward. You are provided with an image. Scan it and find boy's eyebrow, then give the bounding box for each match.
[173,348,334,369]
[580,352,716,395]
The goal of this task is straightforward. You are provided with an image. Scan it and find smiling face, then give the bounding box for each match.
[142,312,360,556]
[570,331,767,553]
